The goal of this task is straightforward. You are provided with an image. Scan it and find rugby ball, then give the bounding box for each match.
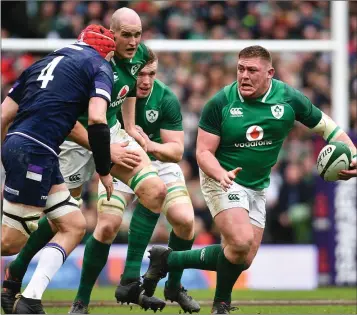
[317,141,352,181]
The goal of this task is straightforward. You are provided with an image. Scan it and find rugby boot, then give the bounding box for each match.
[164,283,200,313]
[68,300,89,314]
[13,294,45,314]
[211,301,238,314]
[115,278,166,312]
[1,264,22,314]
[142,246,172,297]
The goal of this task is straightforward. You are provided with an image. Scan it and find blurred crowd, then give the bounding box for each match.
[1,1,356,245]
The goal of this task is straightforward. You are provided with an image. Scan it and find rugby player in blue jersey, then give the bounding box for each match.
[1,25,115,314]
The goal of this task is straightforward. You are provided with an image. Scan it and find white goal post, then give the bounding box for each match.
[1,2,349,130]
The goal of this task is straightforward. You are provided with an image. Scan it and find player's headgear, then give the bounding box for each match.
[78,24,115,58]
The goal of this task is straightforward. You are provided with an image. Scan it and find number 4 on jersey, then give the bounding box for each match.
[37,56,64,88]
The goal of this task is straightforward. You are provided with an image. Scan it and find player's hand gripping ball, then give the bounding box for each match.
[317,141,352,181]
[78,24,115,58]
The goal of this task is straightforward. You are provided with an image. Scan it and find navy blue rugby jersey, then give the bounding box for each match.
[7,43,113,155]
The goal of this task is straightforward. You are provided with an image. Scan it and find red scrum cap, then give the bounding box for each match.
[78,25,115,58]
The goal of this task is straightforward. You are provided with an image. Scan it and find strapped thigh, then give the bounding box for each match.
[127,165,159,193]
[162,182,192,216]
[2,199,42,237]
[43,191,80,220]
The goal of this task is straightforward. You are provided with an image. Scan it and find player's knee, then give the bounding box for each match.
[165,183,194,238]
[171,212,194,239]
[69,212,86,239]
[137,180,167,213]
[129,166,167,212]
[141,182,167,213]
[56,211,86,239]
[96,218,121,243]
[230,231,254,261]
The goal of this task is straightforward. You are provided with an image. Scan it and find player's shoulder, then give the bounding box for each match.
[54,43,109,71]
[273,78,306,103]
[133,43,150,63]
[158,80,181,106]
[155,79,173,97]
[53,43,97,60]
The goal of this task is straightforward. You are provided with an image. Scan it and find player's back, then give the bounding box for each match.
[7,43,112,154]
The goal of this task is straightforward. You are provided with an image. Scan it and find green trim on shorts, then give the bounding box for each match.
[98,194,126,207]
[129,171,158,191]
[326,126,340,143]
[167,185,186,193]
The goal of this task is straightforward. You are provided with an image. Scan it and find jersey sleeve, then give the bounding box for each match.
[198,90,226,136]
[128,83,136,97]
[160,90,183,131]
[8,69,28,104]
[286,84,322,128]
[88,58,114,103]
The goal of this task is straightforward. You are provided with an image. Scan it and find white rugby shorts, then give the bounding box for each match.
[199,169,266,228]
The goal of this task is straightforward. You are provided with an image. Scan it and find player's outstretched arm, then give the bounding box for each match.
[1,97,19,144]
[311,112,357,180]
[137,126,184,162]
[122,97,147,151]
[67,121,91,150]
[196,127,241,191]
[88,96,113,199]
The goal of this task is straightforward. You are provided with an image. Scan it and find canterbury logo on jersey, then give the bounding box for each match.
[228,193,240,201]
[230,107,243,117]
[113,72,119,82]
[131,64,141,75]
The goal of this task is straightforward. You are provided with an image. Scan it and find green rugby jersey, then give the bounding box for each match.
[76,43,150,129]
[199,79,322,190]
[118,79,183,160]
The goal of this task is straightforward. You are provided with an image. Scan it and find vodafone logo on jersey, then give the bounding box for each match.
[110,85,130,108]
[118,85,129,99]
[246,125,263,141]
[235,125,272,148]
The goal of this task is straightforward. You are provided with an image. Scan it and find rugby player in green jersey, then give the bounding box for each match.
[142,45,357,314]
[112,55,200,313]
[1,8,167,314]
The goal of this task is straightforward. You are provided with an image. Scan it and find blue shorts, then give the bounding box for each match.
[2,135,64,207]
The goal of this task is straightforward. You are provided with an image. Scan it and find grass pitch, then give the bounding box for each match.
[40,287,356,314]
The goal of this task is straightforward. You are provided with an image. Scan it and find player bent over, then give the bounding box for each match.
[109,58,200,313]
[1,25,115,314]
[68,9,168,314]
[142,46,357,314]
[1,8,166,314]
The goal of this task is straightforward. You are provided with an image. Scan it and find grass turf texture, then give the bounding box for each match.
[38,287,356,314]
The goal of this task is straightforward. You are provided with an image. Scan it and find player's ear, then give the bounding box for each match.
[267,67,275,79]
